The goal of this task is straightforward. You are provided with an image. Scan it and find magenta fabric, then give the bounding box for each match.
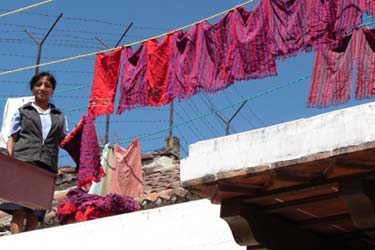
[56,187,139,224]
[186,21,227,93]
[307,30,358,108]
[78,114,105,189]
[166,31,199,101]
[355,27,375,100]
[333,0,363,40]
[214,6,277,82]
[88,47,123,117]
[267,0,312,59]
[117,46,147,114]
[60,114,105,188]
[308,0,338,51]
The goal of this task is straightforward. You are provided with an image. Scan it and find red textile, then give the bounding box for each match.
[110,139,143,197]
[60,118,85,166]
[355,27,375,100]
[59,114,105,188]
[88,47,123,117]
[146,36,174,106]
[307,29,358,108]
[56,187,139,224]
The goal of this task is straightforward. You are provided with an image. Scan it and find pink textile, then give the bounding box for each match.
[60,114,105,188]
[88,47,123,117]
[110,139,143,197]
[307,29,358,108]
[355,27,375,100]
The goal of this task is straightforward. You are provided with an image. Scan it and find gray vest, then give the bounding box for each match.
[13,102,65,173]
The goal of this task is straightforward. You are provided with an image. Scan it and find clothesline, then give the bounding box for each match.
[0,0,53,18]
[116,73,312,145]
[0,0,254,76]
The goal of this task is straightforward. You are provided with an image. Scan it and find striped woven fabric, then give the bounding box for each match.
[214,5,277,82]
[117,45,147,114]
[355,27,375,100]
[307,29,358,108]
[60,114,105,188]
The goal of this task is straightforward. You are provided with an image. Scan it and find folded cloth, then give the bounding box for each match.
[56,187,139,224]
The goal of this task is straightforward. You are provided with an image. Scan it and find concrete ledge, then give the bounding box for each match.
[0,199,245,250]
[181,102,375,183]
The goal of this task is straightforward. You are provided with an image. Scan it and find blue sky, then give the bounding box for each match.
[0,0,373,166]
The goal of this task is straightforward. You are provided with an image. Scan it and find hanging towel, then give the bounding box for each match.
[56,187,139,224]
[60,114,105,188]
[110,139,143,197]
[307,29,358,108]
[355,27,375,100]
[0,96,34,148]
[89,143,114,196]
[88,47,123,117]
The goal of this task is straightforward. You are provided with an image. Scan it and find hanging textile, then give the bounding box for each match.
[166,31,198,101]
[267,0,311,59]
[88,47,123,117]
[355,27,375,100]
[214,6,277,82]
[146,35,174,107]
[110,139,143,197]
[307,29,358,108]
[188,21,228,93]
[117,46,147,113]
[60,114,105,188]
[333,0,363,40]
[88,143,115,196]
[56,187,139,224]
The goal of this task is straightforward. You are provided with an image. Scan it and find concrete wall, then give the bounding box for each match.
[181,102,375,182]
[0,199,245,250]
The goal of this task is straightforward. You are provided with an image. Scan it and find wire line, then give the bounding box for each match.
[0,0,254,76]
[0,0,53,18]
[118,73,311,144]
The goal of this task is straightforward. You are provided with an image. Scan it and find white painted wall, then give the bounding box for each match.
[0,199,245,250]
[181,102,375,182]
